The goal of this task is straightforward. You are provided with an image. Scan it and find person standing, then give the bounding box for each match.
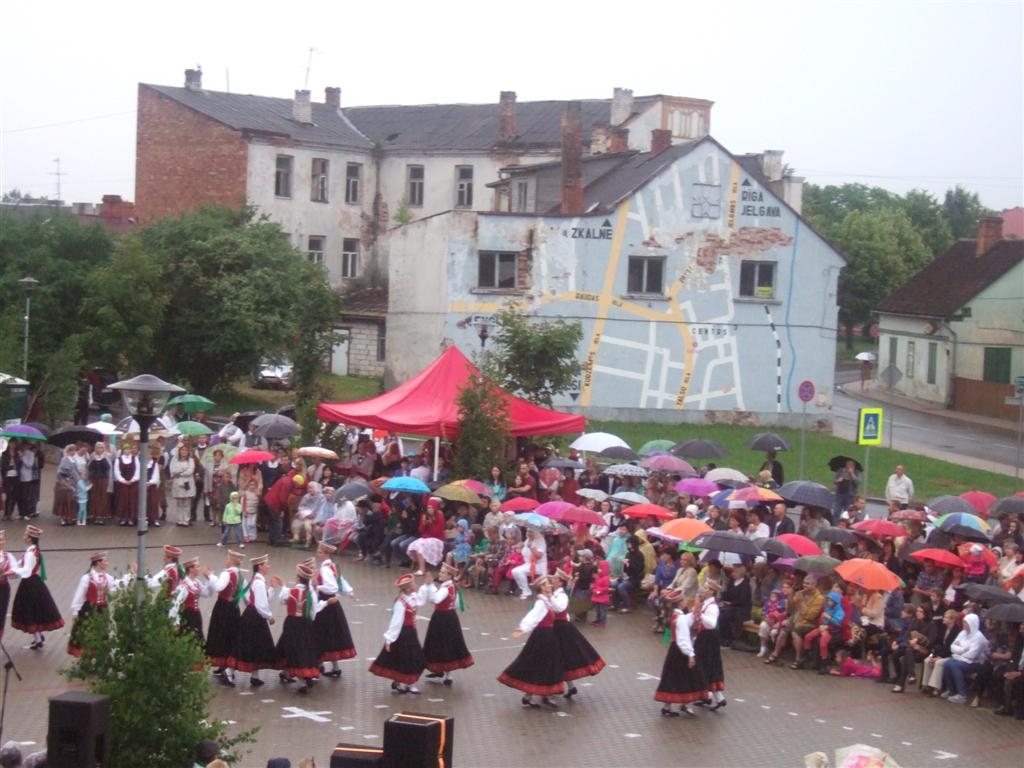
[768,503,795,537]
[654,588,703,718]
[113,442,139,526]
[369,573,426,694]
[16,442,43,520]
[550,568,604,700]
[422,561,475,686]
[760,451,784,487]
[0,529,19,639]
[86,442,112,525]
[512,528,548,600]
[693,579,727,711]
[312,542,357,678]
[275,562,333,694]
[1,440,20,521]
[54,446,80,527]
[229,554,278,688]
[145,444,163,527]
[170,444,197,527]
[884,465,915,510]
[218,492,245,549]
[68,552,135,656]
[10,525,65,649]
[498,574,564,709]
[205,549,246,686]
[832,459,860,519]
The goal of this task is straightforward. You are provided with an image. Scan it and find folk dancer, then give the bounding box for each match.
[694,578,727,711]
[10,525,64,649]
[170,557,211,644]
[0,530,19,639]
[498,574,564,709]
[312,542,357,678]
[275,563,335,694]
[146,545,184,597]
[228,554,278,688]
[551,568,605,700]
[205,549,246,686]
[67,552,135,656]
[368,573,426,694]
[654,588,704,718]
[422,560,475,686]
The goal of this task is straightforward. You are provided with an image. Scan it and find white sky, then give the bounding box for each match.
[1,0,1021,210]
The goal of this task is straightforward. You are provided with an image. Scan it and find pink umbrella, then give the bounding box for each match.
[536,501,576,518]
[959,491,997,518]
[453,478,489,495]
[640,454,696,475]
[542,505,606,527]
[777,533,822,557]
[675,477,720,497]
[500,497,540,512]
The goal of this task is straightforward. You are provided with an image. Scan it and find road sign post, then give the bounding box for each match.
[857,407,883,500]
[798,380,815,480]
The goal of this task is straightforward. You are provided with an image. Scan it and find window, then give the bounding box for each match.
[455,165,474,208]
[307,235,325,265]
[311,158,329,202]
[275,155,293,197]
[345,163,361,204]
[407,165,424,207]
[888,336,897,369]
[983,347,1011,383]
[342,238,359,279]
[739,261,776,299]
[478,251,518,289]
[906,341,916,379]
[927,342,938,385]
[376,323,386,362]
[627,256,665,294]
[516,181,528,211]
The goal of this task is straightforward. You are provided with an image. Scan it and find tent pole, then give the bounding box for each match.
[433,435,440,483]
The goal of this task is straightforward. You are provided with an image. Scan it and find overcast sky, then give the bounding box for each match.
[1,0,1021,212]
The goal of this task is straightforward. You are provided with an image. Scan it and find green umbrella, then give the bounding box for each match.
[639,439,676,456]
[792,555,841,574]
[176,421,214,437]
[166,393,216,413]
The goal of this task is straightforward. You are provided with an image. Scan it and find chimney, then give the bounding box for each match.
[324,87,341,109]
[611,87,634,126]
[293,90,312,124]
[609,126,630,153]
[650,129,672,156]
[184,67,202,91]
[498,91,517,144]
[760,150,784,182]
[976,216,1004,257]
[561,101,584,216]
[590,123,610,155]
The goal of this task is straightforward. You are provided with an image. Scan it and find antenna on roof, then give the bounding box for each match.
[226,68,230,93]
[49,157,68,204]
[304,47,320,90]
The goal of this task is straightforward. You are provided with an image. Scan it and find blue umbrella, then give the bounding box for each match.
[512,512,559,530]
[381,476,431,494]
[710,487,732,508]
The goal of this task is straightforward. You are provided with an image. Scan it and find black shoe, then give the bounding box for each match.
[220,676,236,688]
[426,672,443,678]
[297,684,310,695]
[661,707,680,717]
[993,707,1012,716]
[391,681,400,691]
[279,672,295,684]
[250,678,264,687]
[564,686,578,699]
[521,696,540,709]
[541,697,560,709]
[710,699,727,711]
[443,678,453,686]
[694,699,708,707]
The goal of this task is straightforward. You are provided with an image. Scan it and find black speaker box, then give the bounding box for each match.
[382,712,453,768]
[47,691,110,768]
[329,742,385,767]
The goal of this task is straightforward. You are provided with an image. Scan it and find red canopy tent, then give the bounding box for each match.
[316,346,585,439]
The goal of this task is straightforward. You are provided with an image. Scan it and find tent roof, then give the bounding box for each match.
[316,346,585,439]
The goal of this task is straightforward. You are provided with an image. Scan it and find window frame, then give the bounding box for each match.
[627,255,666,296]
[345,163,362,205]
[906,340,916,379]
[307,235,325,266]
[341,238,360,279]
[407,164,425,208]
[738,260,777,300]
[311,158,329,203]
[455,165,474,209]
[982,346,1011,383]
[477,250,519,289]
[927,341,938,385]
[275,155,293,198]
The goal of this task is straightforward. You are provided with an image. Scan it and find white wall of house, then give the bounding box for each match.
[948,261,1024,382]
[876,316,951,405]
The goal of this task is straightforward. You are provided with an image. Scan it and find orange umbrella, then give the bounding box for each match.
[622,503,675,521]
[728,485,783,504]
[834,558,901,591]
[652,518,712,542]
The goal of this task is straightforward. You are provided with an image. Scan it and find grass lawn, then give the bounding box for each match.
[835,335,878,364]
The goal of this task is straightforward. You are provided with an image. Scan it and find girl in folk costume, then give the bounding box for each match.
[229,554,279,688]
[10,525,65,649]
[550,568,605,700]
[369,573,427,695]
[113,441,139,526]
[274,563,336,694]
[145,445,163,527]
[422,560,474,686]
[146,545,184,597]
[312,542,357,678]
[169,557,211,643]
[654,588,703,718]
[86,442,112,525]
[498,574,565,710]
[205,549,246,686]
[693,578,727,711]
[67,552,135,657]
[0,531,19,639]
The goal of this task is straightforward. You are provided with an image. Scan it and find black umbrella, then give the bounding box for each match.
[957,583,1020,606]
[747,433,791,452]
[778,481,835,510]
[925,527,952,549]
[937,524,990,543]
[691,531,761,556]
[755,537,798,559]
[828,455,863,472]
[544,458,585,470]
[927,495,977,516]
[984,602,1024,622]
[334,481,371,502]
[670,439,730,459]
[233,411,264,430]
[813,526,858,546]
[47,426,104,448]
[277,404,296,420]
[599,445,640,461]
[991,496,1024,516]
[252,413,300,440]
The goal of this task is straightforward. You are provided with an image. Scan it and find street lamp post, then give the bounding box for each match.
[109,374,185,605]
[477,323,489,349]
[17,277,39,378]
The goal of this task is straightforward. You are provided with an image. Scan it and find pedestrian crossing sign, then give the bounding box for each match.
[857,407,883,446]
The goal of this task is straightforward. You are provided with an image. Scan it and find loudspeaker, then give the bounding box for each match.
[47,691,110,768]
[329,743,385,767]
[382,712,453,768]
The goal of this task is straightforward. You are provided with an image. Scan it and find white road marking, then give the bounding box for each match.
[427,698,444,702]
[239,691,254,696]
[350,621,363,625]
[871,733,883,738]
[788,712,799,717]
[363,734,379,740]
[555,711,569,717]
[624,733,643,738]
[636,672,660,681]
[760,705,771,710]
[901,742,912,746]
[373,704,390,709]
[221,720,237,725]
[483,693,496,697]
[815,719,827,724]
[842,726,853,731]
[609,664,620,669]
[260,699,275,703]
[353,603,377,607]
[480,632,490,636]
[340,726,354,731]
[734,698,745,702]
[933,751,958,761]
[282,706,332,723]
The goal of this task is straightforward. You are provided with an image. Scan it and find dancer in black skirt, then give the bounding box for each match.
[0,530,17,640]
[693,578,727,710]
[368,573,426,694]
[10,525,64,649]
[498,574,564,709]
[313,542,357,678]
[170,557,210,643]
[229,554,279,688]
[551,568,605,699]
[205,549,246,686]
[422,560,474,685]
[654,588,704,717]
[276,562,336,694]
[67,551,135,656]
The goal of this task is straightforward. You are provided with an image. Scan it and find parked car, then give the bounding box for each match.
[252,358,294,390]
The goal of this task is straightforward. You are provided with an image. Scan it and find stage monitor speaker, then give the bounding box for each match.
[382,712,453,768]
[47,691,110,768]
[329,742,384,767]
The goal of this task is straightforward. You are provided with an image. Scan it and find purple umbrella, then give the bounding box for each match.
[675,477,720,497]
[0,424,46,441]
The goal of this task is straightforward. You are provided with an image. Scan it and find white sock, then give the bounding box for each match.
[713,691,725,703]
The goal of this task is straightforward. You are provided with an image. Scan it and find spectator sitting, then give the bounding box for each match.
[830,647,882,678]
[0,741,22,768]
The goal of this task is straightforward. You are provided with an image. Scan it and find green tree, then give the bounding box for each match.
[29,335,84,424]
[483,303,582,407]
[454,371,511,479]
[942,184,992,240]
[802,183,901,240]
[901,189,954,256]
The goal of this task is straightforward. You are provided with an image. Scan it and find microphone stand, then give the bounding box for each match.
[0,637,23,747]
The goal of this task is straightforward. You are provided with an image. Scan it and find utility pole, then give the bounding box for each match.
[49,157,67,204]
[304,47,319,90]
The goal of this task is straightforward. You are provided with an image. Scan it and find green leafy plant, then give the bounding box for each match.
[454,371,511,479]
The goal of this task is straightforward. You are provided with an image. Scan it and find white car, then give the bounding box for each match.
[253,359,294,390]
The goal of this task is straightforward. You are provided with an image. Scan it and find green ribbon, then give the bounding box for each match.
[456,584,466,613]
[176,563,186,579]
[233,576,250,606]
[304,585,314,620]
[38,552,48,583]
[662,625,671,647]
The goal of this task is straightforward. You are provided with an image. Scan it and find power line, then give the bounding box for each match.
[1,110,136,135]
[801,169,1022,182]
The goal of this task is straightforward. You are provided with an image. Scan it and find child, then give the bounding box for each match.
[75,477,92,527]
[451,519,472,576]
[758,587,788,658]
[218,492,245,549]
[208,470,234,530]
[590,559,611,627]
[830,647,882,679]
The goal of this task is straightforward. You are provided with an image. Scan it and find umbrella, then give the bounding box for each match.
[116,417,175,437]
[201,444,240,467]
[166,393,215,412]
[639,439,676,456]
[434,483,483,506]
[670,439,729,459]
[852,519,906,539]
[957,542,998,569]
[957,583,1020,606]
[770,557,798,572]
[650,518,712,543]
[543,458,584,470]
[729,485,783,504]
[295,446,340,460]
[575,488,608,502]
[599,445,640,461]
[47,426,104,448]
[854,351,877,362]
[828,455,864,472]
[86,420,119,435]
[603,464,649,479]
[777,481,835,510]
[959,491,997,518]
[640,454,695,475]
[570,432,629,453]
[675,477,720,497]
[175,421,214,437]
[229,449,276,465]
[0,424,46,441]
[890,508,929,522]
[700,549,744,567]
[251,413,301,440]
[991,496,1024,516]
[709,487,733,509]
[334,480,372,502]
[233,411,264,430]
[834,558,900,591]
[535,501,576,518]
[777,533,822,556]
[513,512,560,531]
[704,467,749,484]
[500,497,540,512]
[757,538,797,558]
[23,422,51,436]
[690,531,761,556]
[381,476,431,494]
[793,555,841,574]
[746,432,791,452]
[984,602,1024,622]
[927,496,978,516]
[813,527,858,546]
[909,548,965,570]
[541,505,606,527]
[333,461,368,477]
[622,503,675,521]
[936,512,991,536]
[608,491,650,506]
[452,478,490,495]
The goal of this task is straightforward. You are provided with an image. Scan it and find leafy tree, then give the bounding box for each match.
[483,303,582,407]
[942,184,993,240]
[29,335,84,424]
[901,189,954,256]
[802,183,901,240]
[64,585,255,768]
[454,371,511,479]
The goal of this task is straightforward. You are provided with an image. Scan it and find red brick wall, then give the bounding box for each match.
[135,85,248,224]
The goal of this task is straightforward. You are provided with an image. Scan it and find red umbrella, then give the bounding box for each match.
[852,519,906,539]
[535,501,576,519]
[957,542,998,569]
[541,505,606,527]
[776,533,822,557]
[652,518,712,542]
[834,558,901,591]
[910,548,965,570]
[622,503,675,521]
[453,478,489,495]
[890,508,929,522]
[229,449,276,465]
[959,491,997,518]
[500,497,539,512]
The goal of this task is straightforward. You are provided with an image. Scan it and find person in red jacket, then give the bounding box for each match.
[264,474,305,547]
[408,497,446,576]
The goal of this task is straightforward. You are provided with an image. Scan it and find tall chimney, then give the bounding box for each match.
[976,216,1004,257]
[609,126,630,153]
[325,87,341,109]
[293,90,312,124]
[561,101,584,216]
[611,87,634,126]
[650,129,672,156]
[184,67,202,91]
[498,91,517,144]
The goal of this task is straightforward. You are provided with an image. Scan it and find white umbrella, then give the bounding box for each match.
[704,467,749,484]
[296,446,339,460]
[576,488,608,502]
[570,432,630,453]
[608,491,650,506]
[855,351,877,362]
[86,420,119,436]
[603,463,649,478]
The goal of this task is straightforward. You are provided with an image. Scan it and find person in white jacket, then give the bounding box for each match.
[229,554,278,688]
[67,551,134,656]
[511,528,547,599]
[654,588,704,717]
[941,613,989,703]
[368,572,427,694]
